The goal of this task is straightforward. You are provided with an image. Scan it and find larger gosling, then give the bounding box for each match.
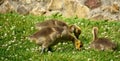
[35,19,68,30]
[29,26,83,54]
[35,19,81,39]
[89,27,116,51]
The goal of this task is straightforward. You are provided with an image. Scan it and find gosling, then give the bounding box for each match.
[28,26,83,54]
[35,19,81,39]
[89,27,116,51]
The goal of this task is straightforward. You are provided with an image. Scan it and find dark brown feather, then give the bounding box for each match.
[90,27,116,51]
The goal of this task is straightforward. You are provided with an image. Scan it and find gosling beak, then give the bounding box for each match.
[77,48,81,50]
[76,44,83,51]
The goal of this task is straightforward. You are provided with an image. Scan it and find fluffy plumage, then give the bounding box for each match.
[90,27,116,51]
[29,19,83,53]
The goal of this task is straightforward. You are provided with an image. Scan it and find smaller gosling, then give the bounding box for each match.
[89,27,116,51]
[28,26,83,54]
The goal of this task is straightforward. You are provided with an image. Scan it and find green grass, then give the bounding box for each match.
[0,13,120,61]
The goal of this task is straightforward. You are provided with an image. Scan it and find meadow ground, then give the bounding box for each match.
[0,13,120,61]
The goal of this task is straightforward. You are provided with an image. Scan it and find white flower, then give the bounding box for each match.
[74,23,77,25]
[105,35,108,38]
[0,26,1,28]
[12,31,15,35]
[85,46,90,50]
[23,20,25,22]
[4,44,8,47]
[105,25,108,28]
[8,41,12,45]
[118,51,120,53]
[23,31,25,33]
[26,48,29,51]
[81,23,84,25]
[14,44,18,46]
[110,59,114,61]
[5,58,8,61]
[14,36,16,39]
[18,42,22,45]
[11,40,15,43]
[58,43,61,45]
[7,46,11,51]
[15,54,18,57]
[63,42,67,45]
[38,47,41,50]
[4,33,7,37]
[77,22,80,25]
[48,51,52,54]
[31,27,34,30]
[107,27,110,29]
[22,16,25,18]
[118,29,120,32]
[69,44,72,46]
[72,51,76,54]
[1,57,4,60]
[88,58,92,61]
[29,58,32,61]
[101,32,107,35]
[19,46,22,48]
[58,47,61,50]
[10,26,15,30]
[6,19,9,21]
[21,38,23,41]
[54,45,57,48]
[34,47,39,50]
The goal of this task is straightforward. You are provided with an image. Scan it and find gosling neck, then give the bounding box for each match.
[93,29,98,41]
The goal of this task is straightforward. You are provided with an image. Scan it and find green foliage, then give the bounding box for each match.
[0,13,120,61]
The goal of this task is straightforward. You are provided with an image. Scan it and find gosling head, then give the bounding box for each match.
[70,25,81,38]
[92,27,98,34]
[75,40,83,50]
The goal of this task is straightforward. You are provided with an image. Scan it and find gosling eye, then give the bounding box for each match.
[76,43,79,45]
[80,44,83,47]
